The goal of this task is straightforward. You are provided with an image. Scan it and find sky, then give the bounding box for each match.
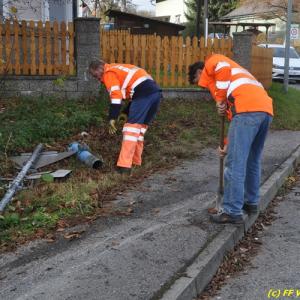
[132,0,155,12]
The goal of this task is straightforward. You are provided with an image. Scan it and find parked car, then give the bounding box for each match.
[208,33,229,39]
[258,44,300,81]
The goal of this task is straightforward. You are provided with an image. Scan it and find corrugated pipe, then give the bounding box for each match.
[68,142,103,169]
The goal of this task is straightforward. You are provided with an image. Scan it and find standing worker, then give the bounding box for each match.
[188,54,273,224]
[89,60,161,174]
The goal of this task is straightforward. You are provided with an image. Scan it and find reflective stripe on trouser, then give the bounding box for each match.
[117,123,142,168]
[132,125,148,166]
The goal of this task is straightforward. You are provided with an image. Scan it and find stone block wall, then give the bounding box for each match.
[0,18,101,99]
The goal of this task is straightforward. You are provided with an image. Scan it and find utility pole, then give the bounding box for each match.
[72,0,78,19]
[196,0,201,40]
[284,0,293,93]
[203,0,208,46]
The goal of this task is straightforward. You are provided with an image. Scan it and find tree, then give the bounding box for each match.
[237,0,300,22]
[184,0,238,36]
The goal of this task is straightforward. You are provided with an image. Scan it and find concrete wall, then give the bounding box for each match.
[0,18,100,99]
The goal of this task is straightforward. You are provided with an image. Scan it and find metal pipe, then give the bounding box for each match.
[203,0,208,46]
[284,0,293,93]
[68,142,103,169]
[0,144,43,213]
[196,0,201,40]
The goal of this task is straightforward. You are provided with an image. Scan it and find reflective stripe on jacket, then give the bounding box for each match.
[198,54,273,118]
[102,63,153,104]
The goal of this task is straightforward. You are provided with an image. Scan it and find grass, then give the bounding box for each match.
[0,81,299,251]
[0,94,220,251]
[269,82,300,130]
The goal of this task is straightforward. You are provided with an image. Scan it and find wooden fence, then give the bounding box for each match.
[100,30,233,87]
[251,46,273,89]
[0,20,74,75]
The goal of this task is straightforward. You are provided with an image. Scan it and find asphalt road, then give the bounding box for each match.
[211,170,300,300]
[1,131,300,300]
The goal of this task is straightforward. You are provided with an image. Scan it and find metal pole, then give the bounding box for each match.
[284,0,293,93]
[0,144,43,213]
[203,0,208,46]
[73,0,78,19]
[196,0,201,40]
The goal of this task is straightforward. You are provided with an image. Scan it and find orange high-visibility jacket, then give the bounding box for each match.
[199,54,273,118]
[102,63,153,105]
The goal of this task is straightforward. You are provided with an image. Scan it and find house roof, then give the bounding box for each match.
[106,9,185,30]
[221,0,300,22]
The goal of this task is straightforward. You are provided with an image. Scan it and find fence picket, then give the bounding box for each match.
[163,36,169,87]
[38,21,45,75]
[155,35,161,85]
[178,36,183,87]
[21,20,29,75]
[61,21,67,74]
[185,36,191,86]
[45,21,52,75]
[170,36,177,87]
[5,20,12,74]
[68,22,74,75]
[140,35,146,69]
[53,20,59,74]
[133,35,139,66]
[125,33,131,64]
[14,20,20,75]
[29,20,36,75]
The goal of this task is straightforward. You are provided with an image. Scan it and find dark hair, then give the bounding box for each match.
[188,61,204,84]
[88,59,105,72]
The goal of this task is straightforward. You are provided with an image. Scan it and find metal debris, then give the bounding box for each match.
[0,144,43,213]
[11,150,76,169]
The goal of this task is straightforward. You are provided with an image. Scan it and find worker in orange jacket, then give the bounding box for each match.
[89,60,161,174]
[188,54,273,224]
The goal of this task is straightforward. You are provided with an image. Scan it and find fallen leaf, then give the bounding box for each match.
[111,240,120,246]
[64,233,81,240]
[56,228,65,232]
[46,238,55,243]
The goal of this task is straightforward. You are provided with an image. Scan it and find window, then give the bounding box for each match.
[175,14,181,24]
[273,47,300,59]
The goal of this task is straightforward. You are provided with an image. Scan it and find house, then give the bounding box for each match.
[0,0,87,22]
[221,0,300,41]
[105,9,185,35]
[155,0,187,24]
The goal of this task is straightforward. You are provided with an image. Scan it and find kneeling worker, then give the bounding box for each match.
[89,60,161,174]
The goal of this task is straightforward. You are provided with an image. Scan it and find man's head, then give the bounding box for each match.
[188,61,205,85]
[89,59,106,80]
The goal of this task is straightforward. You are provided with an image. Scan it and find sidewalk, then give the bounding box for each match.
[0,130,300,300]
[210,168,300,300]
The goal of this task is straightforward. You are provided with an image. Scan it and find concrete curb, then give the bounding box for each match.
[161,145,300,300]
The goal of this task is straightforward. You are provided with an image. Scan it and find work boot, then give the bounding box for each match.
[116,167,132,175]
[210,212,244,224]
[243,203,258,214]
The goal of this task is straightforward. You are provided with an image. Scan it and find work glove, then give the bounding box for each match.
[117,112,128,124]
[108,119,117,135]
[216,101,227,116]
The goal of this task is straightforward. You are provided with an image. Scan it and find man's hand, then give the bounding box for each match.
[117,112,128,124]
[218,145,228,158]
[108,119,117,135]
[216,101,227,116]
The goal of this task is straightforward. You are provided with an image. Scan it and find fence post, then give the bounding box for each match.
[74,17,100,81]
[232,32,253,70]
